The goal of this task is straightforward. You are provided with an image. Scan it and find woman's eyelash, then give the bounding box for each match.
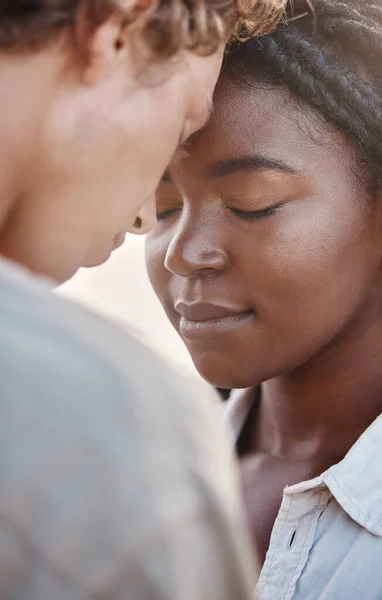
[157,203,282,222]
[156,208,180,221]
[229,204,281,221]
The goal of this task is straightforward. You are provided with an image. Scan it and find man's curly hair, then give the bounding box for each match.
[0,0,286,55]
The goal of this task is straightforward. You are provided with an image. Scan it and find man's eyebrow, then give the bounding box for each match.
[202,155,298,179]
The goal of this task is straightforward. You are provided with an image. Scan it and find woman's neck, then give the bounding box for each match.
[255,298,382,462]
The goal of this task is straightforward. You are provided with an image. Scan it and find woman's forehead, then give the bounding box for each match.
[170,76,352,181]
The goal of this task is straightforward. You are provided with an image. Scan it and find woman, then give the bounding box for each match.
[146,1,382,598]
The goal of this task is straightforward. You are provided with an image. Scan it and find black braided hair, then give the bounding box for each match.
[224,0,382,189]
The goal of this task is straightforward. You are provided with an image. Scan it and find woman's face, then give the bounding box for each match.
[146,75,382,389]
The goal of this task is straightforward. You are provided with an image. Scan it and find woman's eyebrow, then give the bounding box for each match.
[162,154,298,184]
[201,155,298,179]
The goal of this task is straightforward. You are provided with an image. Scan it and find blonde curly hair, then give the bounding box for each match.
[136,0,287,56]
[0,0,286,54]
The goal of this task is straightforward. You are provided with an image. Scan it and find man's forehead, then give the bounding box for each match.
[170,98,214,167]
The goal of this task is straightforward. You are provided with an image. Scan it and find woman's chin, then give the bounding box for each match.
[191,357,260,390]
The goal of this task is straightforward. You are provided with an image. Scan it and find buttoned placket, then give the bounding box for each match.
[256,483,332,600]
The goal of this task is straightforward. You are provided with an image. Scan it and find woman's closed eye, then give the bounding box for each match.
[157,206,182,220]
[228,201,284,221]
[155,194,183,221]
[155,180,183,221]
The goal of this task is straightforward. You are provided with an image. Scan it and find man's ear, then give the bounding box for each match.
[76,0,156,86]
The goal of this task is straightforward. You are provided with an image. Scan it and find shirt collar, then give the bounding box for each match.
[323,413,382,536]
[222,387,254,446]
[224,388,382,537]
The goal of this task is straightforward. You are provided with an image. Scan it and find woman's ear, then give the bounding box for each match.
[75,0,156,86]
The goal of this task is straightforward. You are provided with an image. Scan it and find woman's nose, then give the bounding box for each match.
[164,214,229,278]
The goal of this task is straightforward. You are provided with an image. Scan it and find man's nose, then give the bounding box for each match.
[130,196,157,235]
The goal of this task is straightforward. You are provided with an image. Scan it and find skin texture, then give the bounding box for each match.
[146,74,382,564]
[0,4,222,283]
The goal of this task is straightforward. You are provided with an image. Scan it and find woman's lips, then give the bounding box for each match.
[174,301,254,340]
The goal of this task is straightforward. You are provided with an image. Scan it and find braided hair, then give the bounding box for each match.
[224,0,382,190]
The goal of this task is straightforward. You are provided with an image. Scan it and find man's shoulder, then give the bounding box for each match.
[0,258,224,501]
[0,263,254,599]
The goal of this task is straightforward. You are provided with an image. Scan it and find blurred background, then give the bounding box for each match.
[59,235,196,375]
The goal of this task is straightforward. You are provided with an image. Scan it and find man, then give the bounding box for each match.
[0,0,283,283]
[0,1,284,598]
